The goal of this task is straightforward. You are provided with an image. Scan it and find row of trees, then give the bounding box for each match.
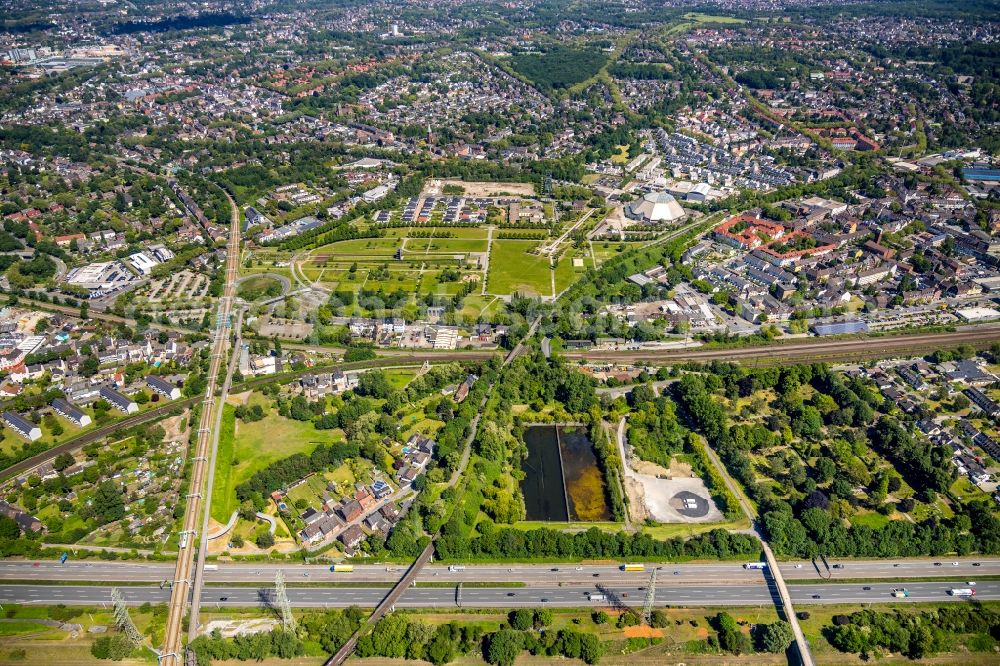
[486,627,604,666]
[234,441,361,509]
[713,612,794,655]
[355,614,483,665]
[436,523,760,561]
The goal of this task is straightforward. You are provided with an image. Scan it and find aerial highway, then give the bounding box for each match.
[4,558,997,585]
[1,581,995,609]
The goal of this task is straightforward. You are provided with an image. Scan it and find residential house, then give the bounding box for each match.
[0,501,42,533]
[146,375,181,400]
[2,411,41,442]
[339,499,364,523]
[99,386,138,414]
[51,398,92,427]
[339,524,366,550]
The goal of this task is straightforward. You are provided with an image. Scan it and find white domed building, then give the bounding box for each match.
[625,191,686,224]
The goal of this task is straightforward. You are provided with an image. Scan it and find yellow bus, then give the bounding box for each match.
[621,563,645,572]
[330,564,354,573]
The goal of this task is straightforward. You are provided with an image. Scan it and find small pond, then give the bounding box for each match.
[520,425,610,522]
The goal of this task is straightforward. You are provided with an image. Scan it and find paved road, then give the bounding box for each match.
[5,559,997,585]
[2,581,995,609]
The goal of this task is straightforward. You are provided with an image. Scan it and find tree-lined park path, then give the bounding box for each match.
[481,225,494,295]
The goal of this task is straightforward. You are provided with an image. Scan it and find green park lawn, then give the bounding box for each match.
[314,237,400,258]
[486,239,552,297]
[591,240,645,264]
[849,511,891,530]
[553,252,590,294]
[385,368,417,389]
[236,275,283,301]
[402,237,488,254]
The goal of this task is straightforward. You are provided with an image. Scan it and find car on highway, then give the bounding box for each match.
[219,597,228,601]
[673,571,680,575]
[593,573,600,577]
[507,592,516,597]
[863,586,872,591]
[622,592,629,598]
[812,594,821,599]
[952,562,960,566]
[794,564,803,569]
[893,564,900,567]
[540,598,549,603]
[575,566,583,571]
[551,568,559,572]
[934,562,943,566]
[973,562,982,566]
[968,582,977,586]
[832,564,844,569]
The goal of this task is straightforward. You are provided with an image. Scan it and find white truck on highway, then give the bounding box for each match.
[587,593,606,602]
[448,565,466,572]
[948,588,976,597]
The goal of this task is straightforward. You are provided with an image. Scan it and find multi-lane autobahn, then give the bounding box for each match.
[4,558,998,585]
[1,580,995,609]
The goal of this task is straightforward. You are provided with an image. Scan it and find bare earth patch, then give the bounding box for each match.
[228,391,253,406]
[160,413,188,443]
[623,625,664,639]
[424,179,536,197]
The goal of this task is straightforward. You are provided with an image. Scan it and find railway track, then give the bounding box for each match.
[159,189,241,666]
[563,326,1000,364]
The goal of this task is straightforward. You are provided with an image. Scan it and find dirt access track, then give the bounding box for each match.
[616,418,723,524]
[423,179,537,198]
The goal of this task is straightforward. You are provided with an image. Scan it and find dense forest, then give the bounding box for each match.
[826,606,1000,659]
[111,12,252,35]
[510,45,608,91]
